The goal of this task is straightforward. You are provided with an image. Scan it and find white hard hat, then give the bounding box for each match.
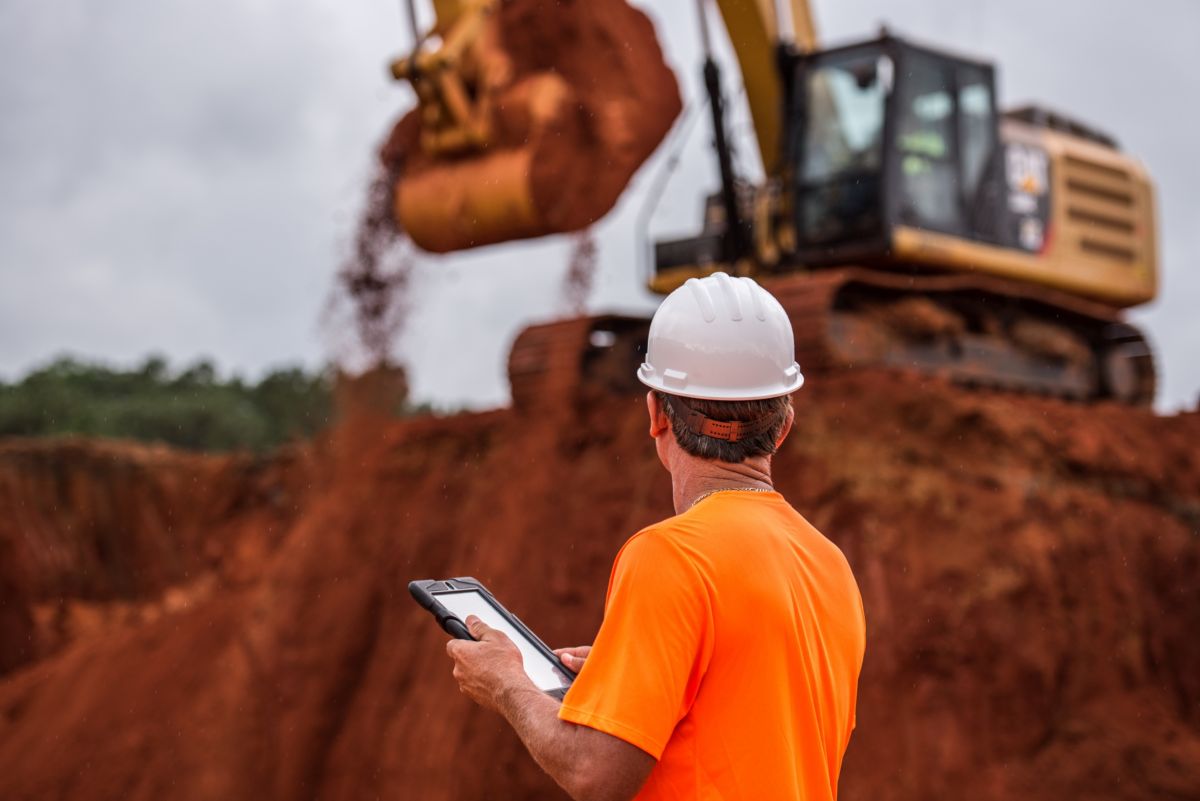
[637,272,803,401]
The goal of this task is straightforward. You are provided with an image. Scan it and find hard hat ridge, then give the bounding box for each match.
[684,277,718,322]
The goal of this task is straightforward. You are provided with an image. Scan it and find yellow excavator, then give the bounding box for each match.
[389,0,1158,407]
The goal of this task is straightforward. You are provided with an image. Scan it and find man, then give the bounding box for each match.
[447,272,866,800]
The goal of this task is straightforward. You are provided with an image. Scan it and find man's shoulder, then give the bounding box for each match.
[605,522,711,614]
[614,516,705,577]
[621,518,685,557]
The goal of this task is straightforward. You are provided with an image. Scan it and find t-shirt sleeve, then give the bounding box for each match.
[557,530,713,758]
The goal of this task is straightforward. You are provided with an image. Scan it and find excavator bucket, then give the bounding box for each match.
[383,0,681,253]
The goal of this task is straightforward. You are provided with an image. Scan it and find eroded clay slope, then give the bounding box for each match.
[0,373,1197,800]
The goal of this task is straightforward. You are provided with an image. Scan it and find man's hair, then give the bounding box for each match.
[654,390,792,463]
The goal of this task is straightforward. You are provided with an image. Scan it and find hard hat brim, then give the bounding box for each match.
[637,363,804,401]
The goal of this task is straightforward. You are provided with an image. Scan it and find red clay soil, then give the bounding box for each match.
[382,0,681,252]
[1,371,1198,801]
[0,439,315,674]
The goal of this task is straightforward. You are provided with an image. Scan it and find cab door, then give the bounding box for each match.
[889,46,1000,243]
[790,42,894,261]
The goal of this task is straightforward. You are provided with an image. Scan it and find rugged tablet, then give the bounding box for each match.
[409,577,576,700]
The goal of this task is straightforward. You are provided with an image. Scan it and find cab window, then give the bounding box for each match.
[896,52,959,232]
[795,47,890,246]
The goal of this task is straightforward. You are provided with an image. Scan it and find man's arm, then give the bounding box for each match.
[498,680,655,801]
[446,616,654,801]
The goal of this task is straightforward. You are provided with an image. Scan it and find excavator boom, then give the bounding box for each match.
[709,0,816,173]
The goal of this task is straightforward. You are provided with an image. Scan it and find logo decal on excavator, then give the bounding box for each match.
[1005,143,1051,252]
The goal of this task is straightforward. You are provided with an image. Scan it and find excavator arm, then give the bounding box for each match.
[709,0,816,174]
[688,0,818,270]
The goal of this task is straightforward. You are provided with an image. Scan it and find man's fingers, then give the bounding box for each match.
[556,649,589,670]
[553,645,592,669]
[465,615,493,640]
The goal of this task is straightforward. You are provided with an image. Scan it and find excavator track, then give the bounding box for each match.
[507,270,1156,410]
[508,314,651,414]
[765,268,1156,405]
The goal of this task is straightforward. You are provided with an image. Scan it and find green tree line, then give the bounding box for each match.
[0,356,334,452]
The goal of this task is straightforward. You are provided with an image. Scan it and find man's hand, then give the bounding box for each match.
[553,645,592,672]
[446,615,532,712]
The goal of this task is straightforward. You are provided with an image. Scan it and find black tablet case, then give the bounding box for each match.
[409,577,577,699]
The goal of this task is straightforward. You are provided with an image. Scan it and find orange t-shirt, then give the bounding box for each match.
[558,490,866,801]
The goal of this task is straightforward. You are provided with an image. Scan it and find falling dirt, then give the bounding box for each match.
[561,230,598,315]
[1,371,1198,801]
[383,0,681,253]
[328,161,416,369]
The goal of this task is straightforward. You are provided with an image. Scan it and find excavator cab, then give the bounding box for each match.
[657,33,1154,307]
[789,36,1002,264]
[653,36,1007,284]
[655,35,1006,282]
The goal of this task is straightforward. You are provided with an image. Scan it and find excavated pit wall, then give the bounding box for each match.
[0,439,316,674]
[0,371,1198,800]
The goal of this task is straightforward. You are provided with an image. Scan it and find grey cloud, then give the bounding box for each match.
[0,0,1196,412]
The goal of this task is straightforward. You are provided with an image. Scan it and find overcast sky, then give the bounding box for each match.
[2,0,1197,410]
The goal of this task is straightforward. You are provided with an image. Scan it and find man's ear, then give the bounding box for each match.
[775,400,795,448]
[646,391,670,438]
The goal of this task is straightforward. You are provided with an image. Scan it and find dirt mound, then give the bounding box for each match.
[383,0,681,253]
[0,437,315,673]
[1,373,1198,800]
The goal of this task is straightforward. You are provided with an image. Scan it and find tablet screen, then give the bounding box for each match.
[435,590,571,692]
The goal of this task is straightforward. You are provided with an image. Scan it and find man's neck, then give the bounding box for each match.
[669,451,774,515]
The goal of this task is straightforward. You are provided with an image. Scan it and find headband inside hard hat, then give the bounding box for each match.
[663,393,778,443]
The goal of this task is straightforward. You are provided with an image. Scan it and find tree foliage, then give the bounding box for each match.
[0,356,335,452]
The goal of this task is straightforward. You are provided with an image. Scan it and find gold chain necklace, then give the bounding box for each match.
[689,486,774,509]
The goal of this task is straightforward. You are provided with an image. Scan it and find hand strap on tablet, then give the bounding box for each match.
[664,394,777,443]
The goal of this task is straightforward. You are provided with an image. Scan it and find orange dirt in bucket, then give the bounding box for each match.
[382,0,682,253]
